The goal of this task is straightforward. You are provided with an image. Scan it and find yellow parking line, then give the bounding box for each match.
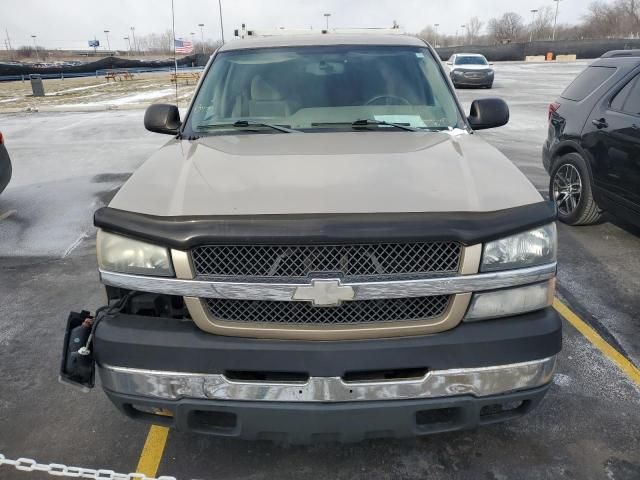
[0,209,17,221]
[553,298,640,386]
[136,425,169,477]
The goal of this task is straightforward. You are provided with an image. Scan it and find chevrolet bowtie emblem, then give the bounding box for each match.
[292,279,355,306]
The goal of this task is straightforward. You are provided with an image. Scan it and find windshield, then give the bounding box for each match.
[455,56,488,65]
[185,45,462,134]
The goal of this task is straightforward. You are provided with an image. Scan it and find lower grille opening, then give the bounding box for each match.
[205,295,450,325]
[123,404,174,427]
[416,407,460,426]
[225,370,309,383]
[189,410,237,432]
[130,404,174,417]
[342,367,428,383]
[480,400,528,418]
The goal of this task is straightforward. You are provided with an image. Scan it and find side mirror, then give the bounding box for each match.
[467,98,509,130]
[144,104,181,135]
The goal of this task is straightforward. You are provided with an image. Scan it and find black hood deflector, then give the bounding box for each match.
[94,201,557,249]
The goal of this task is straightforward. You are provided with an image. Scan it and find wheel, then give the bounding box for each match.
[485,83,493,89]
[549,152,603,225]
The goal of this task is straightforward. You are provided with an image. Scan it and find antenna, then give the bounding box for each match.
[171,0,179,106]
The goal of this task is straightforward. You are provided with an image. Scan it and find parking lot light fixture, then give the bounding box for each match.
[104,30,111,52]
[218,0,225,44]
[529,10,538,42]
[324,13,331,31]
[552,0,562,41]
[198,23,205,54]
[31,35,40,62]
[130,26,137,54]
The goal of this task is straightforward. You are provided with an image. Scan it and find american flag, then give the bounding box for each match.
[174,38,194,54]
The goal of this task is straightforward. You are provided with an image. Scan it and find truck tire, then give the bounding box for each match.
[549,152,603,225]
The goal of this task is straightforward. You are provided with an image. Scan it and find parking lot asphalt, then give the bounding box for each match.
[0,61,639,480]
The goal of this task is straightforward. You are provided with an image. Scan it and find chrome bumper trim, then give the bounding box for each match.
[98,356,556,402]
[98,263,556,302]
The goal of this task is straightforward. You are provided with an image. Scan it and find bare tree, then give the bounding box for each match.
[488,12,525,43]
[417,25,438,45]
[137,30,174,54]
[530,6,555,40]
[466,17,484,45]
[581,0,640,38]
[620,0,640,29]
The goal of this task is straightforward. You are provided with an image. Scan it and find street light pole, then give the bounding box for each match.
[130,26,137,54]
[552,0,561,41]
[124,36,131,56]
[104,30,111,52]
[460,24,466,45]
[529,10,538,42]
[31,35,39,61]
[434,24,440,47]
[218,0,225,44]
[198,23,205,54]
[324,13,331,31]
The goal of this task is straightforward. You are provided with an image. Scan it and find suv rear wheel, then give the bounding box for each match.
[550,153,603,225]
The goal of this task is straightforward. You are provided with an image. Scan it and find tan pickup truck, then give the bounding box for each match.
[61,33,560,444]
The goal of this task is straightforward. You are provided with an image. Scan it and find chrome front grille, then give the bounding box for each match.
[191,242,462,279]
[204,295,451,325]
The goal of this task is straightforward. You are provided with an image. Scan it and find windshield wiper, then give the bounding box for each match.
[351,119,419,132]
[197,120,300,133]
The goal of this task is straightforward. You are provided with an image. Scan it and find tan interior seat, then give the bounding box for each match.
[247,75,293,118]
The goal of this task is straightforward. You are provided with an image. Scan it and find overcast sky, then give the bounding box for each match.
[2,0,607,51]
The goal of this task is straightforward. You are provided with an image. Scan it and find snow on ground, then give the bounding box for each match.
[58,88,176,108]
[47,82,111,95]
[0,71,199,111]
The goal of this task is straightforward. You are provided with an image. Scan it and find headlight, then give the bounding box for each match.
[97,230,174,276]
[481,224,557,272]
[464,280,555,322]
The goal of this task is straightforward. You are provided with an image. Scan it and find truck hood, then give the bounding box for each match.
[109,131,542,216]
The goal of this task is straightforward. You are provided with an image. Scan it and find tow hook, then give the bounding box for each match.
[59,310,96,392]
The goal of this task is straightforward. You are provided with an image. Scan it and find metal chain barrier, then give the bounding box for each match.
[0,453,178,480]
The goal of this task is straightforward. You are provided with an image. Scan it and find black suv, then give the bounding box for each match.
[0,131,11,194]
[543,50,640,226]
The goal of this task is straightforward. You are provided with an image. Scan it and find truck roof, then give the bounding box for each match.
[218,34,427,52]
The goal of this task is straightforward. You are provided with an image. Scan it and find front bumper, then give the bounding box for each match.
[94,308,561,440]
[99,356,556,402]
[451,73,493,86]
[105,385,552,443]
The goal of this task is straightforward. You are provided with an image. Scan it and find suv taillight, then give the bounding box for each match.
[0,132,4,145]
[548,102,560,122]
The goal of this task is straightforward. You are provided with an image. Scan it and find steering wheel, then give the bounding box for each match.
[365,94,411,106]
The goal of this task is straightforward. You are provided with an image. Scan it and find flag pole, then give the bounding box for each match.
[171,0,178,106]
